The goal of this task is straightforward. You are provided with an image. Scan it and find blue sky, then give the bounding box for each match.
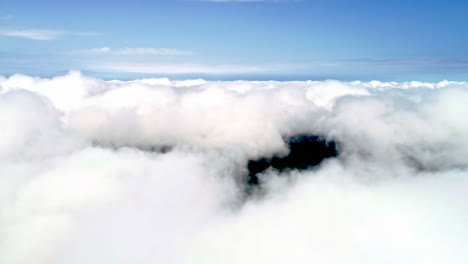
[1,0,468,81]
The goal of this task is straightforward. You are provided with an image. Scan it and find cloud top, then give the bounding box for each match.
[1,72,468,264]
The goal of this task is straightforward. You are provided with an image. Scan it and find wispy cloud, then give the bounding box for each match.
[0,29,100,40]
[0,29,62,40]
[88,59,468,78]
[74,47,193,56]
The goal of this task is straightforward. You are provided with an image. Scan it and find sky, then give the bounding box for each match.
[1,0,468,81]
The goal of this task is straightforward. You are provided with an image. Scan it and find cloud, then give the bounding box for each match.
[74,47,193,56]
[0,29,63,40]
[1,71,468,264]
[81,59,468,78]
[0,29,100,40]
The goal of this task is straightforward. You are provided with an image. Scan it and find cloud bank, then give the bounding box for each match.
[1,71,468,263]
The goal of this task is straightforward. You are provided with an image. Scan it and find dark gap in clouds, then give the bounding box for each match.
[91,141,174,154]
[245,134,339,190]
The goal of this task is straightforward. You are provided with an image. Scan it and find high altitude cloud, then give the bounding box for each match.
[0,29,62,40]
[74,47,193,56]
[0,29,99,40]
[1,71,468,264]
[85,59,468,78]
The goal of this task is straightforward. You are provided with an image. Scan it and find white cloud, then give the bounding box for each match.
[1,72,468,264]
[0,29,100,40]
[78,47,112,54]
[0,29,63,40]
[84,59,468,77]
[75,47,193,56]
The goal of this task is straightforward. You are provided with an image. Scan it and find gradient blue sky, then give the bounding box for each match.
[1,0,468,81]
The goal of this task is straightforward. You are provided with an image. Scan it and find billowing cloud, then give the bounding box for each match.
[1,71,468,264]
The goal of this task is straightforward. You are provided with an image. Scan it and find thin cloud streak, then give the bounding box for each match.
[0,29,100,40]
[74,47,193,56]
[0,29,62,40]
[90,59,468,76]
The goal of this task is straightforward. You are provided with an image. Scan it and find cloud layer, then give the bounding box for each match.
[1,72,468,263]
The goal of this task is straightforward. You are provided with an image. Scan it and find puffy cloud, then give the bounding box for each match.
[1,72,468,264]
[0,90,81,159]
[0,71,107,110]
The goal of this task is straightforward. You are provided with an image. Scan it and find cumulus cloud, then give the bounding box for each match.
[1,71,468,264]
